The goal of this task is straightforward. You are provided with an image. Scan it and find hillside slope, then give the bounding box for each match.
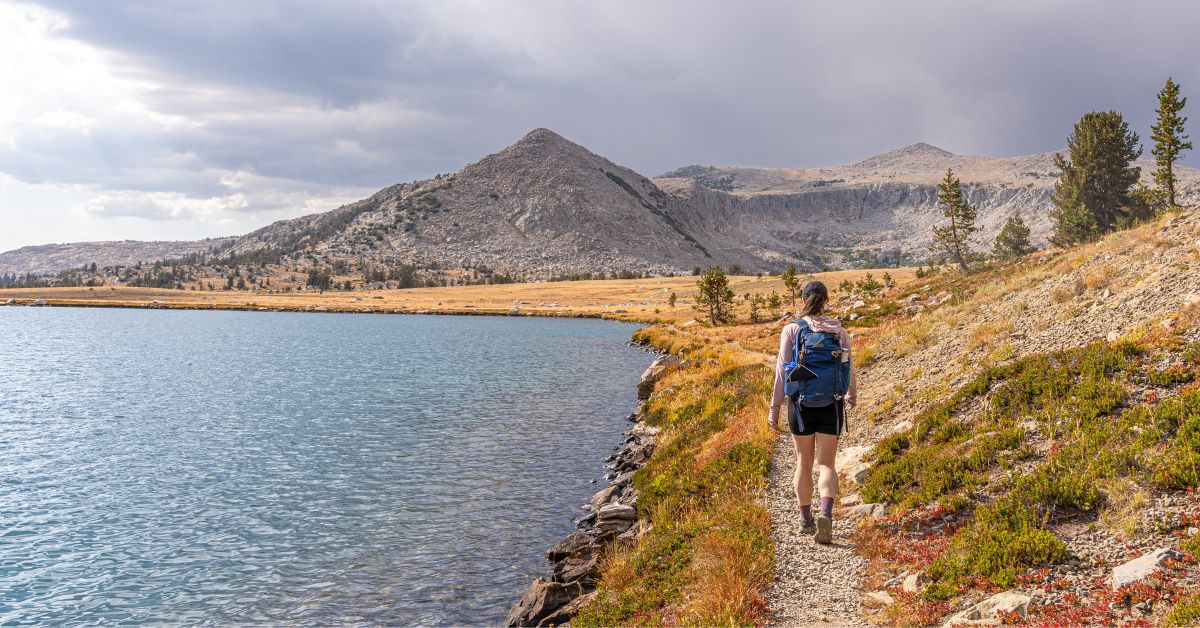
[775,208,1200,626]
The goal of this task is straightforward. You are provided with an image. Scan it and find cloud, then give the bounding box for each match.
[1,0,1200,253]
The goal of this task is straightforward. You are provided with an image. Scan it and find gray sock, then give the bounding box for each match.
[799,505,813,522]
[820,497,834,518]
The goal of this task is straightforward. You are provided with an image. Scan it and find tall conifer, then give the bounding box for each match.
[932,168,978,271]
[1151,77,1192,210]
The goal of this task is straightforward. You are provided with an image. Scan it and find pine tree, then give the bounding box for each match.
[1050,170,1099,246]
[748,294,763,323]
[1151,77,1192,210]
[781,265,799,306]
[667,291,677,308]
[694,266,734,325]
[1051,111,1142,242]
[993,211,1034,259]
[931,168,978,271]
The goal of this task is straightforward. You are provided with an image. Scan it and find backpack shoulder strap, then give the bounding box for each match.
[793,318,809,362]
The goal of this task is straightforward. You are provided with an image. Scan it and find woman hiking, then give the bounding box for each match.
[768,280,857,545]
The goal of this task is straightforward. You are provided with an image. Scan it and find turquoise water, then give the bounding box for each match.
[0,308,650,625]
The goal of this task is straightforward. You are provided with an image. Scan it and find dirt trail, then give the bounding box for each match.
[753,345,873,626]
[765,433,870,626]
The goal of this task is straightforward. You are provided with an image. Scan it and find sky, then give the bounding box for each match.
[2,0,1199,253]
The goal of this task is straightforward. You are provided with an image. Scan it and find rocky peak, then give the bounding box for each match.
[845,141,958,175]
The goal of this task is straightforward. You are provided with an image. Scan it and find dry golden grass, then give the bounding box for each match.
[0,268,917,325]
[964,318,1014,353]
[1098,477,1148,540]
[1051,283,1078,304]
[1082,263,1116,291]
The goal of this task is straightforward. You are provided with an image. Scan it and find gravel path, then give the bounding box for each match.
[765,434,869,627]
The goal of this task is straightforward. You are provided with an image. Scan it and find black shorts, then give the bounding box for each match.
[787,401,844,436]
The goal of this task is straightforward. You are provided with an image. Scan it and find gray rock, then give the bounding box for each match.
[836,445,873,485]
[589,484,622,511]
[610,470,636,487]
[30,299,46,306]
[1111,547,1181,589]
[849,503,886,519]
[637,355,679,400]
[595,503,637,535]
[866,590,895,606]
[504,577,584,626]
[552,552,599,584]
[547,530,594,562]
[617,518,652,542]
[902,572,928,593]
[942,591,1031,626]
[538,590,598,626]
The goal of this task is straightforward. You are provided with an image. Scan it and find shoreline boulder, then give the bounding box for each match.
[637,355,679,399]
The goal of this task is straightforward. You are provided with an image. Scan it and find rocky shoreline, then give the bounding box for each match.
[504,349,679,626]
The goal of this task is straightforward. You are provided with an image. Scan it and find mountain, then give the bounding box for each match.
[657,143,1200,268]
[220,128,714,279]
[0,238,235,276]
[5,130,1200,285]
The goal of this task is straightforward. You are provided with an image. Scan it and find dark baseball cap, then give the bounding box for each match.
[801,280,828,299]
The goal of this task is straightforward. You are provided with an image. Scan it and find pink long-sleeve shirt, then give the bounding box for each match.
[770,315,856,410]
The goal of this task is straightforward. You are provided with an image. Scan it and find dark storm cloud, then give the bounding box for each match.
[13,0,1200,220]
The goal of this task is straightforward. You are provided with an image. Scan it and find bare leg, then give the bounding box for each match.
[791,434,815,506]
[815,433,839,503]
[814,432,839,544]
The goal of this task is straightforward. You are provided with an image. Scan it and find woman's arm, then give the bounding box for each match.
[769,324,797,428]
[841,328,858,409]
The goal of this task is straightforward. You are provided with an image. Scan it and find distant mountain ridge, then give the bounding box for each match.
[0,238,235,276]
[5,130,1199,283]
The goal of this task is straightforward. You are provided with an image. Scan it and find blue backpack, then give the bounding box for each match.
[784,319,851,433]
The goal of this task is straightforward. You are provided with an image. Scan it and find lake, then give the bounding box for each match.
[0,307,651,625]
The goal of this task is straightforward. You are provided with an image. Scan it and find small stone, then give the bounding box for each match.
[504,578,585,626]
[891,420,913,434]
[942,591,1031,626]
[1186,294,1200,307]
[1107,330,1120,342]
[852,300,866,308]
[902,572,928,593]
[841,494,861,506]
[866,590,894,606]
[1111,548,1181,589]
[850,503,886,519]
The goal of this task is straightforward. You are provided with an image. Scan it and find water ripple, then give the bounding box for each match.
[0,308,650,625]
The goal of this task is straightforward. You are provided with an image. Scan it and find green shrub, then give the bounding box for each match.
[1166,593,1200,626]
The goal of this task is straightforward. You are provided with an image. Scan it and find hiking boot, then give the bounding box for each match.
[799,518,816,534]
[815,514,833,544]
